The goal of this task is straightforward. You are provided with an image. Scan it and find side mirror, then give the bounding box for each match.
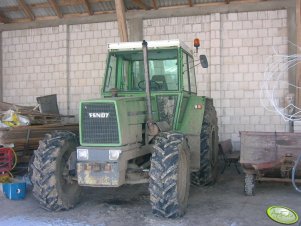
[199,55,208,68]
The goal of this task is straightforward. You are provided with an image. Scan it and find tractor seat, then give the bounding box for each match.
[151,75,168,91]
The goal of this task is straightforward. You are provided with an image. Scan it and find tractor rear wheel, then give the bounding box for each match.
[30,131,80,211]
[191,99,219,186]
[149,132,190,218]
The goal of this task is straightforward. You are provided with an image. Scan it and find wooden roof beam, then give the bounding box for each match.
[4,0,111,12]
[115,0,128,42]
[296,0,301,107]
[225,0,230,4]
[152,0,158,9]
[0,12,9,23]
[18,0,35,21]
[188,0,193,7]
[82,0,93,15]
[47,0,63,18]
[132,0,151,10]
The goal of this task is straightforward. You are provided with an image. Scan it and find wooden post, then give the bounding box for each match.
[114,0,128,42]
[297,0,301,107]
[0,32,2,102]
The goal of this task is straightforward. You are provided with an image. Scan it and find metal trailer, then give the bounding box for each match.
[240,131,301,195]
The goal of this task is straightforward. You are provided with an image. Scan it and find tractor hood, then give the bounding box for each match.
[79,96,147,147]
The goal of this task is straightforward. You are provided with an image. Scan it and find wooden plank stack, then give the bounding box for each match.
[0,101,79,167]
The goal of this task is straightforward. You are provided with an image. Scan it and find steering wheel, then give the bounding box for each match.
[138,80,161,91]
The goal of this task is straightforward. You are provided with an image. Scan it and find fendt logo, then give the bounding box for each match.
[88,113,110,118]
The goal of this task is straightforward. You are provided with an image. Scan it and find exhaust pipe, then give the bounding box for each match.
[142,40,153,122]
[142,40,158,136]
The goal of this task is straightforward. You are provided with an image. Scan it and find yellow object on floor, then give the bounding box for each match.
[0,174,12,183]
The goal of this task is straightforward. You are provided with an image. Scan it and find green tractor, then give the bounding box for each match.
[30,40,219,218]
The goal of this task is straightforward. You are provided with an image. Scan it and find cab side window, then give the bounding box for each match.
[188,56,197,93]
[182,52,197,93]
[183,53,189,91]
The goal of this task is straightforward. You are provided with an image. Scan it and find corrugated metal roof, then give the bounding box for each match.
[124,0,140,10]
[0,0,243,23]
[4,11,26,20]
[92,2,115,12]
[125,0,153,10]
[32,7,56,17]
[24,0,47,4]
[158,0,189,8]
[194,0,224,4]
[0,0,18,8]
[61,5,86,15]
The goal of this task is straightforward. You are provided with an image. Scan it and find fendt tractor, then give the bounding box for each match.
[30,39,219,218]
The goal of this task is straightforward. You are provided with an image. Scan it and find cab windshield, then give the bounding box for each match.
[104,49,178,92]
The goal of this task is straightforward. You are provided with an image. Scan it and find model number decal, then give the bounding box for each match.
[89,113,110,118]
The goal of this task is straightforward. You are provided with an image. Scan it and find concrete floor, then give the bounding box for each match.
[0,166,301,226]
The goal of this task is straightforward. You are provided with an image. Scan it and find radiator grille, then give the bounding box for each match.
[81,103,119,144]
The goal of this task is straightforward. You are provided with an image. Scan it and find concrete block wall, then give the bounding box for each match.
[144,9,288,143]
[1,9,289,142]
[2,22,119,116]
[2,26,69,113]
[68,22,119,116]
[220,10,288,143]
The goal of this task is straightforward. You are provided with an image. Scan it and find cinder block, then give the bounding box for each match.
[253,20,262,28]
[242,21,252,29]
[238,12,248,21]
[258,11,268,20]
[238,30,248,38]
[233,21,242,30]
[234,90,243,98]
[248,29,258,38]
[278,9,287,19]
[228,13,238,21]
[239,64,248,73]
[86,31,94,39]
[268,11,278,19]
[211,21,220,30]
[225,91,234,99]
[233,39,242,47]
[239,47,249,55]
[223,22,233,30]
[248,12,258,20]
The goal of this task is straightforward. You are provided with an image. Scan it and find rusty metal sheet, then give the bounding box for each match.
[240,131,301,166]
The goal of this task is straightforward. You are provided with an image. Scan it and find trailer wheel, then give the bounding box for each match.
[149,132,190,218]
[191,99,219,186]
[30,131,80,211]
[244,174,256,196]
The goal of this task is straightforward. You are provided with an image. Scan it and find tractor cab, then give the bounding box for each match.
[102,40,198,96]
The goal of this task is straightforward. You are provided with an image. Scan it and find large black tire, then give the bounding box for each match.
[149,132,190,218]
[191,98,219,186]
[244,174,256,196]
[30,131,80,211]
[27,154,35,184]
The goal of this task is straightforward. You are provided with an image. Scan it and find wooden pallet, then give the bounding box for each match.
[0,123,79,164]
[0,101,74,125]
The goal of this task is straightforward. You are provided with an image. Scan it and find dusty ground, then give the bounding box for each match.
[0,166,301,226]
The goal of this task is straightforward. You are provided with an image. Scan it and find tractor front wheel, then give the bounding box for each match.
[30,131,80,211]
[149,132,190,218]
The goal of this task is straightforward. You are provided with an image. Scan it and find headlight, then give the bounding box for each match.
[109,150,121,160]
[77,149,89,160]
